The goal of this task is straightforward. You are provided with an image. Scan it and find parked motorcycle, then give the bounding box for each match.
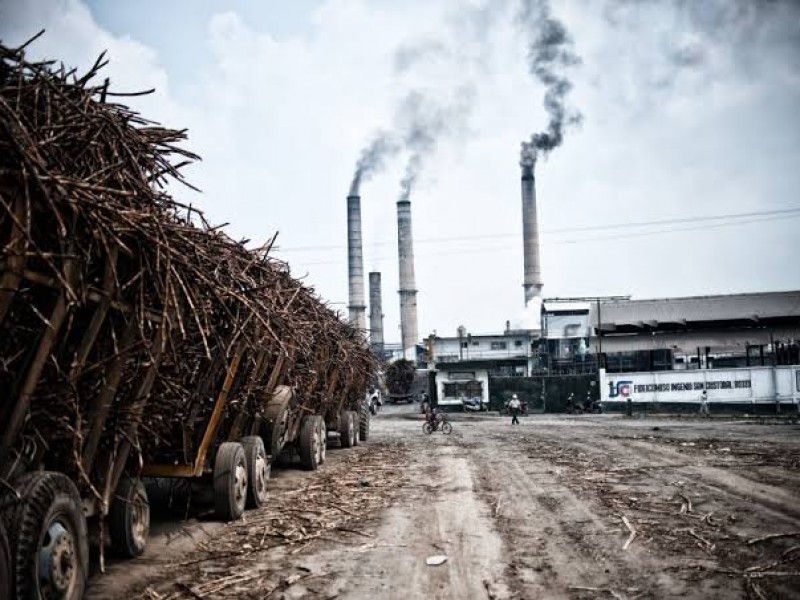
[462,397,485,412]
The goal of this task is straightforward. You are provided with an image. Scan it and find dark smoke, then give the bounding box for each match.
[349,132,401,196]
[397,87,474,202]
[394,1,509,74]
[603,1,800,79]
[518,0,582,164]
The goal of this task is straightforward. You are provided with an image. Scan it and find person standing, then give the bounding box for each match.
[509,394,522,425]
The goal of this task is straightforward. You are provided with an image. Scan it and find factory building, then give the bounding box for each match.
[427,327,538,408]
[590,291,800,372]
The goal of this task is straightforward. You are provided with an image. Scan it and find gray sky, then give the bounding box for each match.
[2,0,799,341]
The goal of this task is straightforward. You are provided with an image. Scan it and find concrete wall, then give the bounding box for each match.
[600,366,800,412]
[436,369,489,406]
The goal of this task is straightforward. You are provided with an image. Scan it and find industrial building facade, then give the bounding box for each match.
[589,291,800,372]
[426,291,800,412]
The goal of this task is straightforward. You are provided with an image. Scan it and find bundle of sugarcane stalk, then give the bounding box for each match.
[385,359,416,397]
[0,36,375,493]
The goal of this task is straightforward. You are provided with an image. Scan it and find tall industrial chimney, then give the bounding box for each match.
[347,194,367,331]
[397,199,418,361]
[520,153,543,305]
[368,272,384,356]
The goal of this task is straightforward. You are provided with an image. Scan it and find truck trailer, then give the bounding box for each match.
[0,40,375,599]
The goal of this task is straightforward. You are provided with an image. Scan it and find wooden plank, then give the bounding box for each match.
[190,345,244,476]
[0,255,75,471]
[102,322,167,511]
[70,247,118,380]
[80,318,137,474]
[0,194,27,327]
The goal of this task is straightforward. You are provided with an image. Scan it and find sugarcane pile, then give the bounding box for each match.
[0,38,375,486]
[385,359,416,397]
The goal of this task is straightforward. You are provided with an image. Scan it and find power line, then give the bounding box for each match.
[293,212,800,267]
[277,207,800,254]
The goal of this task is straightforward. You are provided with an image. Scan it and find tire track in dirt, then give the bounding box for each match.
[565,433,800,527]
[290,434,510,599]
[473,434,707,599]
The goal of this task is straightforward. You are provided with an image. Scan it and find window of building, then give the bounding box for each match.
[460,342,468,349]
[515,340,523,347]
[443,380,483,398]
[491,341,507,350]
[472,341,480,346]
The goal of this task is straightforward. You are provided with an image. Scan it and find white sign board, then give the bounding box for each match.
[600,366,799,405]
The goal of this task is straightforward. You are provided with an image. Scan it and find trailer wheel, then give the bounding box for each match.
[241,436,270,508]
[338,410,354,448]
[109,477,150,558]
[298,415,321,471]
[350,411,360,446]
[7,471,89,600]
[262,385,292,459]
[359,402,370,442]
[214,442,248,521]
[0,520,11,600]
[317,419,327,464]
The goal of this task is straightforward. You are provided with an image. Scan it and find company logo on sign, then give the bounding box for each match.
[608,380,633,399]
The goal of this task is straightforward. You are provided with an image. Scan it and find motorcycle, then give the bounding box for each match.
[462,397,485,412]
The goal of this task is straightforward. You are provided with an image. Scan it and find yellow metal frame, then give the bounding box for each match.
[142,347,244,478]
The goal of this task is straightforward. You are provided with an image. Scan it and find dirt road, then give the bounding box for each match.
[95,406,800,599]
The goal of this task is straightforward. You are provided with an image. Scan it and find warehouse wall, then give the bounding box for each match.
[600,366,800,413]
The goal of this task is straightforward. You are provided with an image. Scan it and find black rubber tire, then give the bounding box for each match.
[350,411,360,447]
[5,471,89,600]
[214,442,248,521]
[359,402,370,442]
[298,415,320,471]
[241,436,270,509]
[317,418,327,464]
[442,422,453,435]
[109,477,150,558]
[338,410,354,448]
[0,520,11,600]
[422,422,433,434]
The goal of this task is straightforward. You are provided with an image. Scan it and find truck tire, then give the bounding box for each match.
[350,411,360,446]
[214,442,248,521]
[241,436,270,509]
[338,410,354,448]
[6,471,89,600]
[317,419,327,464]
[262,385,292,459]
[0,520,11,600]
[359,402,370,442]
[298,415,321,471]
[109,477,150,558]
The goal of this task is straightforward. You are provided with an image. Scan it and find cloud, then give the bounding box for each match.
[1,0,798,342]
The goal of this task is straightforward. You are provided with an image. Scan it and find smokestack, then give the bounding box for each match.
[368,272,385,356]
[521,155,543,305]
[347,194,367,332]
[397,199,419,361]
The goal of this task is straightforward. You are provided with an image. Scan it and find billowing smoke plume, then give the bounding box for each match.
[397,87,474,201]
[349,132,401,197]
[602,0,800,93]
[519,0,582,164]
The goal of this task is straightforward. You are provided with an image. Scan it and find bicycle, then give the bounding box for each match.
[422,416,452,435]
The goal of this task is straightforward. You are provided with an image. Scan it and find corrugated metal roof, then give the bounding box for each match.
[591,291,800,329]
[543,301,591,313]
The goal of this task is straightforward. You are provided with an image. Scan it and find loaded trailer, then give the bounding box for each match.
[0,40,375,599]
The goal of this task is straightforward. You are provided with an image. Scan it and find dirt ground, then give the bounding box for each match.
[88,405,800,600]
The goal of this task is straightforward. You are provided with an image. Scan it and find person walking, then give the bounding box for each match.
[699,389,709,417]
[509,394,522,425]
